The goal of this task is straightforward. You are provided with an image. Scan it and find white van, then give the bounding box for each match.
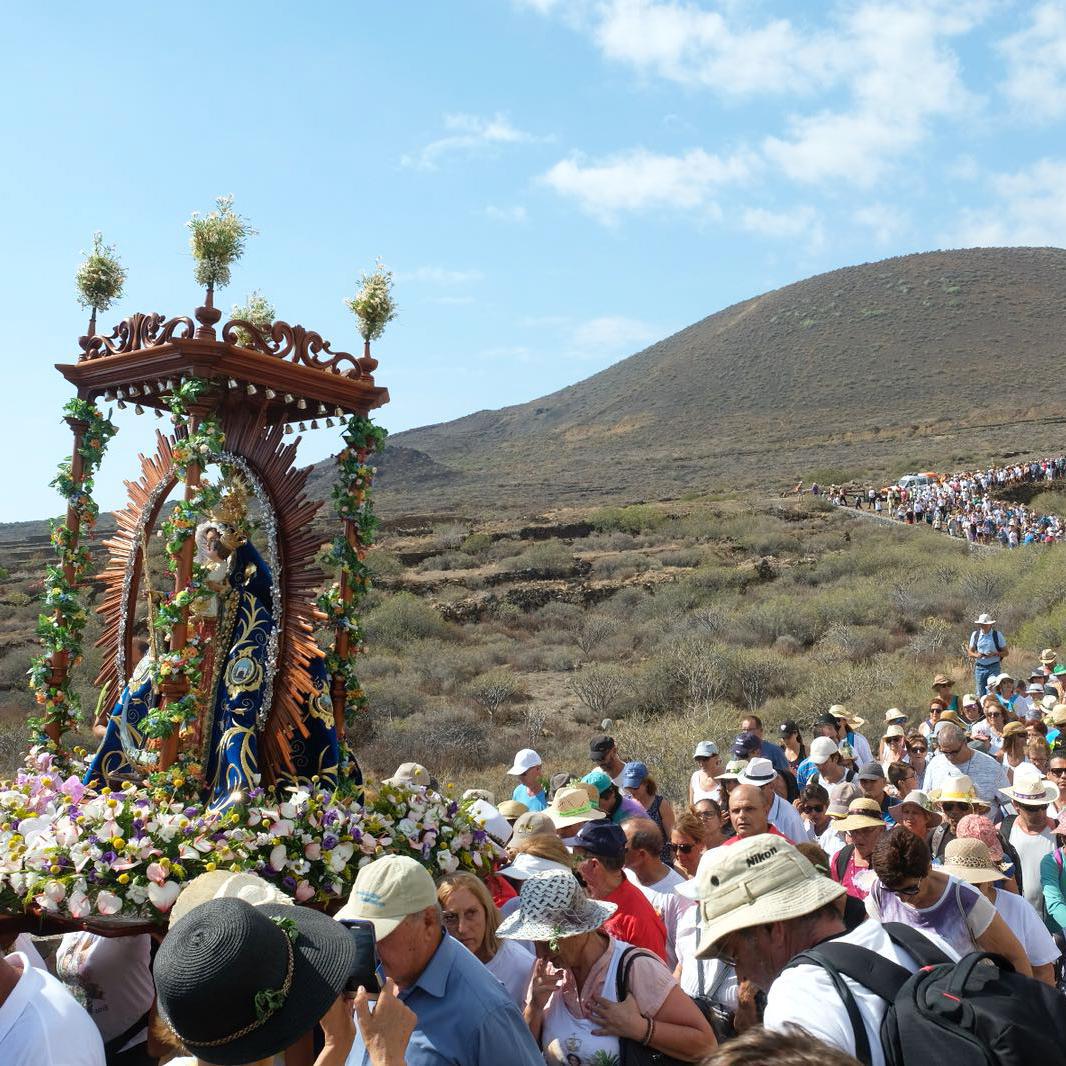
[897,474,936,490]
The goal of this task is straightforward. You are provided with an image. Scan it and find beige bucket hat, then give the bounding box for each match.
[940,838,1007,884]
[834,797,887,831]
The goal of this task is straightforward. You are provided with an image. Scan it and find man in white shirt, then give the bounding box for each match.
[737,758,810,842]
[622,817,692,969]
[1000,768,1059,915]
[681,835,958,1066]
[923,723,1009,819]
[0,950,105,1066]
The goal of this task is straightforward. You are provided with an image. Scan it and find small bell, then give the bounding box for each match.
[284,425,294,435]
[116,399,127,410]
[246,383,257,395]
[129,385,140,397]
[134,404,144,415]
[310,419,319,430]
[298,421,307,432]
[284,393,294,403]
[228,378,239,389]
[142,382,153,394]
[325,418,335,428]
[265,388,276,399]
[116,389,126,400]
[317,403,327,415]
[296,398,307,410]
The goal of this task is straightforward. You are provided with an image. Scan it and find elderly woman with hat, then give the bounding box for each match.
[498,870,714,1065]
[887,789,940,842]
[941,838,1059,985]
[829,797,887,900]
[865,826,1032,976]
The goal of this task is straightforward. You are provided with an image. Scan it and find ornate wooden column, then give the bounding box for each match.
[45,413,89,744]
[158,412,202,770]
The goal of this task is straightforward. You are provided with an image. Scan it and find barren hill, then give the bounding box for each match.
[360,247,1066,515]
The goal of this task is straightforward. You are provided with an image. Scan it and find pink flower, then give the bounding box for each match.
[304,841,321,861]
[60,776,85,804]
[269,844,287,872]
[68,890,91,919]
[96,891,122,915]
[146,862,168,884]
[295,880,315,902]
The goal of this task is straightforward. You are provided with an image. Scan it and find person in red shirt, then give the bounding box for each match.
[722,784,793,845]
[570,821,667,962]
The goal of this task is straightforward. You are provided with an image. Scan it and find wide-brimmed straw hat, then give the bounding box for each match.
[885,707,908,724]
[1041,648,1058,665]
[677,835,845,959]
[973,613,996,626]
[170,871,294,928]
[1049,704,1066,727]
[497,852,571,881]
[940,839,1006,884]
[887,790,941,827]
[834,798,887,832]
[546,786,606,829]
[154,897,355,1066]
[930,773,990,810]
[1000,767,1060,807]
[932,675,954,688]
[497,869,615,943]
[384,762,432,788]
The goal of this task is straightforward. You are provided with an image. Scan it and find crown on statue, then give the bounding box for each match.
[210,477,250,533]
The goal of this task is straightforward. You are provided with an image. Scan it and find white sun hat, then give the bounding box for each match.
[677,834,845,958]
[808,736,840,766]
[497,869,616,943]
[497,852,571,881]
[506,748,543,776]
[170,871,294,928]
[973,613,997,625]
[1000,766,1060,807]
[736,756,777,787]
[715,759,748,781]
[693,740,719,759]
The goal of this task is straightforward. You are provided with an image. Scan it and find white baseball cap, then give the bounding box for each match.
[808,736,839,766]
[335,855,438,938]
[506,748,543,776]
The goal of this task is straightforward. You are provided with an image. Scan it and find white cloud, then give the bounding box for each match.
[852,202,907,244]
[949,158,1066,246]
[485,204,529,223]
[402,113,546,169]
[741,205,825,248]
[396,266,483,285]
[541,147,750,222]
[1000,2,1066,121]
[571,315,658,353]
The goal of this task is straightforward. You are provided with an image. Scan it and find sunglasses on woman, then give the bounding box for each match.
[669,842,698,854]
[887,879,923,898]
[803,804,826,814]
[908,745,927,755]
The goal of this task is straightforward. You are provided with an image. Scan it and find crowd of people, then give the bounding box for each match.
[8,637,1066,1066]
[811,455,1066,546]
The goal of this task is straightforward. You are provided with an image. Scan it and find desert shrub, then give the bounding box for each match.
[430,523,468,550]
[0,647,29,689]
[568,663,630,718]
[365,673,425,720]
[657,548,706,568]
[464,667,527,721]
[460,532,493,555]
[589,504,666,534]
[498,541,574,576]
[732,598,824,648]
[366,549,404,578]
[592,552,658,578]
[364,592,451,648]
[2,591,32,608]
[568,614,619,659]
[531,601,586,632]
[417,551,476,572]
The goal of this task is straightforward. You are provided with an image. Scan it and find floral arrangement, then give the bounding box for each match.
[186,195,255,291]
[229,289,276,348]
[0,749,496,924]
[142,378,224,747]
[317,416,387,731]
[75,232,126,314]
[28,399,117,743]
[345,260,397,343]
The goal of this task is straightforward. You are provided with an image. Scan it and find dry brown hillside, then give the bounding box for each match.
[328,247,1066,515]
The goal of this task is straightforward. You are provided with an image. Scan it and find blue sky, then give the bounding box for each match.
[3,0,1066,521]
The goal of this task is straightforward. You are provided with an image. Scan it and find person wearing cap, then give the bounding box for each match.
[876,725,907,774]
[498,870,714,1064]
[821,782,861,856]
[855,762,895,825]
[737,714,793,778]
[153,895,359,1066]
[829,798,888,899]
[887,790,940,842]
[865,826,1031,975]
[1046,704,1066,747]
[619,761,675,864]
[990,672,1017,713]
[570,821,668,961]
[547,772,574,802]
[967,612,1008,697]
[622,818,691,968]
[336,855,543,1066]
[581,769,646,825]
[796,736,849,789]
[959,692,981,724]
[385,762,434,790]
[512,809,558,841]
[0,934,105,1066]
[931,674,960,713]
[588,734,625,784]
[506,749,547,812]
[545,786,604,840]
[943,839,1059,986]
[689,741,722,806]
[778,720,806,773]
[735,758,807,842]
[922,722,1008,819]
[1000,767,1059,919]
[437,873,536,1008]
[683,833,958,1065]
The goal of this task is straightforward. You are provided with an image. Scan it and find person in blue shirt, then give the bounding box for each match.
[506,748,548,811]
[736,715,793,779]
[967,613,1008,697]
[337,855,543,1066]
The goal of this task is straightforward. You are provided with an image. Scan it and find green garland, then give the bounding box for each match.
[28,399,117,741]
[141,378,224,747]
[317,416,386,733]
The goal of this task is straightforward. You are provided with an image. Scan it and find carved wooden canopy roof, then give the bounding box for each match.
[56,304,389,426]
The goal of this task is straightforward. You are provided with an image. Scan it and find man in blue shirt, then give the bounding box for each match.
[337,855,543,1066]
[505,748,547,811]
[967,613,1008,697]
[735,715,793,779]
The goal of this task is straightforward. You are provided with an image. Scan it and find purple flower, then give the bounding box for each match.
[102,850,117,864]
[281,876,297,892]
[447,802,458,817]
[322,833,339,850]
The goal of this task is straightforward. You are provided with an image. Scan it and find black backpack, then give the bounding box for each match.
[785,921,1066,1066]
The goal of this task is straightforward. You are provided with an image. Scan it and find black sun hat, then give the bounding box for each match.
[153,897,355,1066]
